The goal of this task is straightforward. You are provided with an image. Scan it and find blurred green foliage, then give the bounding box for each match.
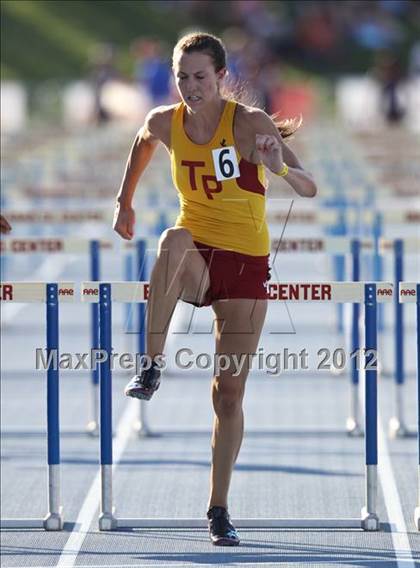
[2,0,419,83]
[1,0,186,80]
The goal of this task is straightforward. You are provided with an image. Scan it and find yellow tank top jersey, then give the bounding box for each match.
[170,100,269,256]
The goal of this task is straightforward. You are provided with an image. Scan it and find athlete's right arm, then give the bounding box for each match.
[113,107,171,240]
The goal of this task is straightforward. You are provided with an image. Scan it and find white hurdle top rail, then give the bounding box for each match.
[80,281,394,303]
[0,236,162,254]
[0,210,111,224]
[0,282,76,302]
[1,235,418,256]
[0,209,169,227]
[270,236,420,254]
[0,237,113,254]
[0,281,395,304]
[4,205,400,229]
[266,208,420,226]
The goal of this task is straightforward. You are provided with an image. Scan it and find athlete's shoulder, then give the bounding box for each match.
[235,103,275,131]
[145,104,179,141]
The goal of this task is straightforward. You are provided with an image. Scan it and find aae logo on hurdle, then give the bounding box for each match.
[399,282,418,303]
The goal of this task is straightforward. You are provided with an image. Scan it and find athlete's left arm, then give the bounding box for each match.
[253,111,317,198]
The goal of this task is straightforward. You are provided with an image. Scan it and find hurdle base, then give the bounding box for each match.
[99,510,118,531]
[388,417,411,439]
[86,420,99,437]
[109,517,363,530]
[1,518,45,529]
[346,417,364,437]
[360,507,379,531]
[132,420,162,438]
[414,507,420,531]
[43,508,64,531]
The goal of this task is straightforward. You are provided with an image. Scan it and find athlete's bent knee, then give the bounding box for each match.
[159,228,192,252]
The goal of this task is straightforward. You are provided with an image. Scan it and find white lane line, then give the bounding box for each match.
[358,370,415,566]
[377,415,416,568]
[56,399,139,568]
[14,565,196,568]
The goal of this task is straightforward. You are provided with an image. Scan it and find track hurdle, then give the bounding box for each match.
[81,280,394,531]
[368,210,420,331]
[0,237,111,436]
[0,282,75,530]
[0,235,163,437]
[399,282,420,531]
[132,236,418,439]
[383,239,420,438]
[133,235,363,438]
[343,236,419,438]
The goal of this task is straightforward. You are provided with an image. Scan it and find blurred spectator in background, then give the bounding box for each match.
[295,3,338,62]
[222,27,281,113]
[408,41,420,77]
[350,4,403,51]
[132,38,172,105]
[89,43,120,124]
[372,50,407,124]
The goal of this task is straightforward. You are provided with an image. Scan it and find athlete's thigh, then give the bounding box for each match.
[180,247,210,304]
[159,228,210,304]
[212,299,267,379]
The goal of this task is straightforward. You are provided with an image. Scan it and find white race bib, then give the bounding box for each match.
[212,146,240,181]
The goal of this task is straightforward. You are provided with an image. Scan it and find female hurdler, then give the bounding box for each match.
[114,32,317,545]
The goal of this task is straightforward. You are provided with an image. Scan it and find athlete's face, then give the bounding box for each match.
[173,51,226,109]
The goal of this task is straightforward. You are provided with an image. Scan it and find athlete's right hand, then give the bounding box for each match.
[113,203,135,240]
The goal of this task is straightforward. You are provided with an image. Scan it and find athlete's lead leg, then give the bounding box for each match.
[125,227,209,400]
[146,228,209,359]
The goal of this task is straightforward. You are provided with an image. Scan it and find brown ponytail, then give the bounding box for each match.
[272,113,303,139]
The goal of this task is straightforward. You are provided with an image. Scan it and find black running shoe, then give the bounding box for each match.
[124,363,161,400]
[207,506,240,546]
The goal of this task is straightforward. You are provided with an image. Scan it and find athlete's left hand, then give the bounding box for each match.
[256,134,284,172]
[0,214,12,234]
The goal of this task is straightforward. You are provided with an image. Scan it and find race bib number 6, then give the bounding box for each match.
[212,146,240,181]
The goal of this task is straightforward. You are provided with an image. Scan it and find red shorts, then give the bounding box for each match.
[188,241,270,307]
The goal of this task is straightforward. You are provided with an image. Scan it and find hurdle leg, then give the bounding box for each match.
[133,299,150,436]
[389,239,409,438]
[124,252,134,332]
[44,283,64,530]
[87,240,100,436]
[415,284,420,530]
[347,301,363,436]
[98,283,117,530]
[373,214,384,331]
[361,283,380,531]
[132,239,152,437]
[347,240,363,436]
